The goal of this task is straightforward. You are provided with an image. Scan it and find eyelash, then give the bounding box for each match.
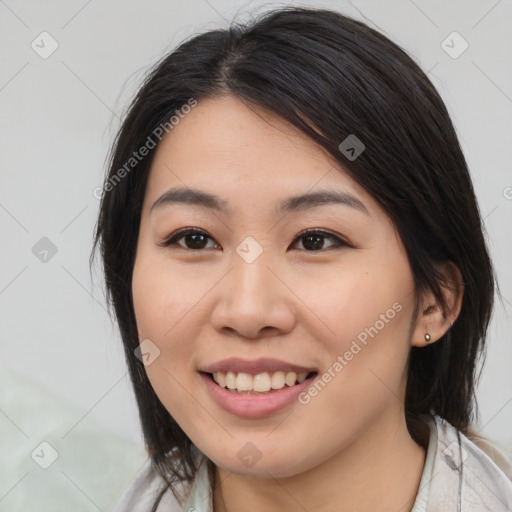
[157,227,350,252]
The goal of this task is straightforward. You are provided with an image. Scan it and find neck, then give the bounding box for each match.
[213,410,428,512]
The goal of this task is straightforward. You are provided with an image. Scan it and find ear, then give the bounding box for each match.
[411,261,464,347]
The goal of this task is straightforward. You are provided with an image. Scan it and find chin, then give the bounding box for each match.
[204,441,318,479]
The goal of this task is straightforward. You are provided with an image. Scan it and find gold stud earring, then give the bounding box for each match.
[425,333,431,342]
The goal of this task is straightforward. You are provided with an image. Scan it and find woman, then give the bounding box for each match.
[90,6,512,511]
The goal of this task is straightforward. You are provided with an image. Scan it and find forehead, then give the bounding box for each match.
[154,95,332,170]
[143,95,377,218]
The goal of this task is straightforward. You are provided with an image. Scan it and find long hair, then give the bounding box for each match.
[90,6,497,507]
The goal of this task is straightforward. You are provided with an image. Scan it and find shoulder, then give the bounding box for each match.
[111,455,194,512]
[427,415,512,511]
[467,429,512,480]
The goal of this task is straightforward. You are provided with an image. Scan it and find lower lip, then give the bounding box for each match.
[199,372,317,419]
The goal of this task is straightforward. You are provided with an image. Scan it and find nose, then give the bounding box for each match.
[209,247,297,340]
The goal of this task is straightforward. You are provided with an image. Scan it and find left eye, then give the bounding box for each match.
[292,229,348,251]
[158,228,349,251]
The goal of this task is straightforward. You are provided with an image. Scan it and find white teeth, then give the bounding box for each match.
[285,371,297,386]
[236,372,253,391]
[211,370,312,392]
[215,372,226,388]
[271,371,286,389]
[253,372,271,392]
[297,372,308,383]
[225,371,237,390]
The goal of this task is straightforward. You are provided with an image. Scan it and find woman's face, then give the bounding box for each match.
[132,95,420,477]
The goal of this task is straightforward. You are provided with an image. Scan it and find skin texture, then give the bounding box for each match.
[131,95,463,512]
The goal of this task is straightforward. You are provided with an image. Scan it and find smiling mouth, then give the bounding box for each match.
[201,370,318,394]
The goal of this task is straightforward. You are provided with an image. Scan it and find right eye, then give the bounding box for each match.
[157,228,220,250]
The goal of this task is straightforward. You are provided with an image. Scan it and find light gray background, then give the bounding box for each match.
[1,0,511,509]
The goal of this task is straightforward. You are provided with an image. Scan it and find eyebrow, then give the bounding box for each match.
[150,186,369,216]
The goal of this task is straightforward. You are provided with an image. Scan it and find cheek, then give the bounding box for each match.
[131,248,202,398]
[298,257,414,395]
[131,261,198,432]
[299,262,407,348]
[132,244,204,343]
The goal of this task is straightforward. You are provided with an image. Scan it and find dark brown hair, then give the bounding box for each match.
[90,6,498,508]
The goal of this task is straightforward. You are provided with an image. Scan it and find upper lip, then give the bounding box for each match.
[199,357,317,375]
